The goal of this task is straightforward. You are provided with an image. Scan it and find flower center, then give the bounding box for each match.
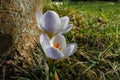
[54,43,62,50]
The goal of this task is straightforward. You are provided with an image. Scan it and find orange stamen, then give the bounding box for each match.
[54,43,62,50]
[54,43,60,48]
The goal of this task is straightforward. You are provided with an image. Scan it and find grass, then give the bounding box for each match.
[44,1,120,80]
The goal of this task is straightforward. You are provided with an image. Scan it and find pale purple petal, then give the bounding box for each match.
[40,33,50,44]
[36,11,43,30]
[62,43,77,58]
[60,24,73,34]
[61,16,69,30]
[40,33,51,50]
[50,34,66,50]
[41,11,61,33]
[45,47,64,59]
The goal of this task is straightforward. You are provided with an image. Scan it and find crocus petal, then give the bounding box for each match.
[62,43,77,58]
[61,16,69,30]
[40,33,51,50]
[50,34,66,50]
[36,11,44,30]
[40,33,50,44]
[41,11,61,33]
[45,47,64,59]
[60,24,73,34]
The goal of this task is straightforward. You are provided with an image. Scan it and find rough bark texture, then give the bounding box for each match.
[0,0,43,65]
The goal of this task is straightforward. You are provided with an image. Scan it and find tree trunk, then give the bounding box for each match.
[0,0,43,65]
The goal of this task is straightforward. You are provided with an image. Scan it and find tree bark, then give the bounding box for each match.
[0,0,43,65]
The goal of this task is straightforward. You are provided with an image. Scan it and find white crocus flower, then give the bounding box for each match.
[40,33,77,60]
[36,11,73,37]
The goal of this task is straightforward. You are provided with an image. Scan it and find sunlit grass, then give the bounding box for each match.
[44,1,120,80]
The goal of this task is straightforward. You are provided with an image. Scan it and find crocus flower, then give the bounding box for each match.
[40,33,77,59]
[36,11,73,37]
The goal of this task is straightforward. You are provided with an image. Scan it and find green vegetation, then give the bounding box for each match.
[44,2,120,80]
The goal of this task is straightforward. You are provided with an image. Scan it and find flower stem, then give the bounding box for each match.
[49,62,56,80]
